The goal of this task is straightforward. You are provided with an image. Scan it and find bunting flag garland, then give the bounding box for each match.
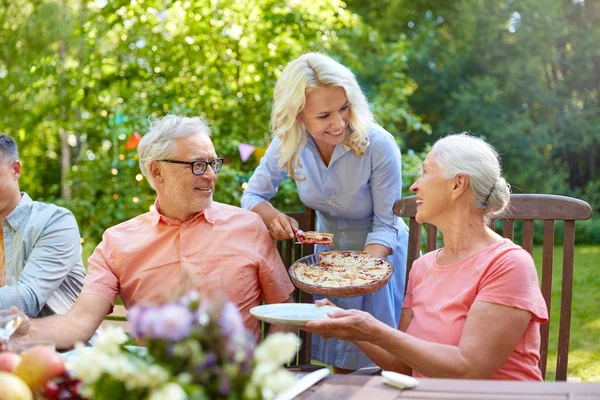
[125,130,142,150]
[253,146,267,161]
[238,143,256,163]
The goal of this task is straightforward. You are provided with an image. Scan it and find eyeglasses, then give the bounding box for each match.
[159,158,224,175]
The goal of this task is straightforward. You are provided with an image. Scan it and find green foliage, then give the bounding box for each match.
[0,0,425,247]
[346,0,600,241]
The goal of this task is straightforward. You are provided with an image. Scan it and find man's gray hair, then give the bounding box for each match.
[138,115,211,189]
[0,134,19,164]
[431,133,511,217]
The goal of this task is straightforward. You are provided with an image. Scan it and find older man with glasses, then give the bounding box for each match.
[11,115,295,350]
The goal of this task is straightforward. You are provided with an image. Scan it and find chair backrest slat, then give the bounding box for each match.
[274,207,316,366]
[539,220,555,379]
[522,219,534,255]
[426,225,437,252]
[556,220,576,380]
[393,194,592,381]
[502,219,515,240]
[407,218,422,284]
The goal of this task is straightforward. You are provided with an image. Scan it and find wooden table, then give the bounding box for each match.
[296,375,600,399]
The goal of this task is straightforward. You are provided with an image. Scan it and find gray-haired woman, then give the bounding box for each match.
[305,133,548,380]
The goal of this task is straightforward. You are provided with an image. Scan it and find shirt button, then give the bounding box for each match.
[182,257,187,262]
[182,223,187,228]
[328,199,333,205]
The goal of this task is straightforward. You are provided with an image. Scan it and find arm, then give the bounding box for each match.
[251,202,298,240]
[0,210,83,316]
[306,301,532,379]
[256,216,296,306]
[352,309,413,374]
[364,130,402,257]
[11,294,112,351]
[241,137,298,240]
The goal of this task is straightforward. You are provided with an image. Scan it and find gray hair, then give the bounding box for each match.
[431,133,511,216]
[138,115,211,188]
[0,134,19,164]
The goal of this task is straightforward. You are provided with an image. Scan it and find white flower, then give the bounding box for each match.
[94,326,129,355]
[260,369,296,396]
[148,382,187,400]
[254,333,299,365]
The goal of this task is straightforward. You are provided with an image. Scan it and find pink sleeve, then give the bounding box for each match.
[476,248,548,322]
[254,219,295,304]
[81,230,119,307]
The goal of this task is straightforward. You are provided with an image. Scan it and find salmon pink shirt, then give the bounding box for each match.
[403,239,548,380]
[82,202,294,338]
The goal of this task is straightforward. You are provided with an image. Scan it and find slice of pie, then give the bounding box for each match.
[295,231,334,245]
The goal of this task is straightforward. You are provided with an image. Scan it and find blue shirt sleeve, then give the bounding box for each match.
[241,136,290,211]
[365,129,403,253]
[0,210,83,316]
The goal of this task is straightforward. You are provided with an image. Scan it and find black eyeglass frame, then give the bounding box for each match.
[158,158,224,175]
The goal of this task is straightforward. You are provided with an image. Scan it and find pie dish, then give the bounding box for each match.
[289,251,393,297]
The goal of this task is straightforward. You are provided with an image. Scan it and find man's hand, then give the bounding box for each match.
[14,313,30,337]
[268,213,299,241]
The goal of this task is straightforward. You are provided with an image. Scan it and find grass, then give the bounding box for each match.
[538,245,600,382]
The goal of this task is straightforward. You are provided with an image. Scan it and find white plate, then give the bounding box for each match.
[250,304,342,326]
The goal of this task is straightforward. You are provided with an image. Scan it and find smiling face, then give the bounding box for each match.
[151,133,219,221]
[409,153,455,225]
[297,86,351,156]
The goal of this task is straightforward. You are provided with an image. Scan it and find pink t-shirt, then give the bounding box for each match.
[403,238,548,380]
[82,201,294,338]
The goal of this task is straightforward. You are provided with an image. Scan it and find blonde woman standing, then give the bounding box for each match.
[241,53,409,372]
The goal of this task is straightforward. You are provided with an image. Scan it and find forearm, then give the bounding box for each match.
[371,324,476,378]
[13,313,95,351]
[353,340,411,374]
[251,201,282,227]
[363,243,391,259]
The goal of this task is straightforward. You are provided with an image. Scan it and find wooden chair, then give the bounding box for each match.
[393,194,593,381]
[275,207,316,367]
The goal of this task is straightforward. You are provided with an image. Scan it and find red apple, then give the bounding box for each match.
[14,346,65,391]
[0,352,21,373]
[0,371,33,400]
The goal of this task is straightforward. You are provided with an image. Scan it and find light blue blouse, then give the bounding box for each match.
[241,124,409,369]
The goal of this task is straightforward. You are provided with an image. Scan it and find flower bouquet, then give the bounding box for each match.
[67,291,299,400]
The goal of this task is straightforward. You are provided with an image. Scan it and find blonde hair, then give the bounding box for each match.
[431,133,511,217]
[271,53,373,180]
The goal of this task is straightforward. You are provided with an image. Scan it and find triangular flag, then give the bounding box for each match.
[125,131,142,150]
[254,146,266,161]
[238,143,255,163]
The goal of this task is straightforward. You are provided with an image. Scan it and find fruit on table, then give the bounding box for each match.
[43,371,86,400]
[0,352,21,373]
[14,345,65,391]
[0,371,33,400]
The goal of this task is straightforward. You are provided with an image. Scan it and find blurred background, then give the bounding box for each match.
[0,0,598,379]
